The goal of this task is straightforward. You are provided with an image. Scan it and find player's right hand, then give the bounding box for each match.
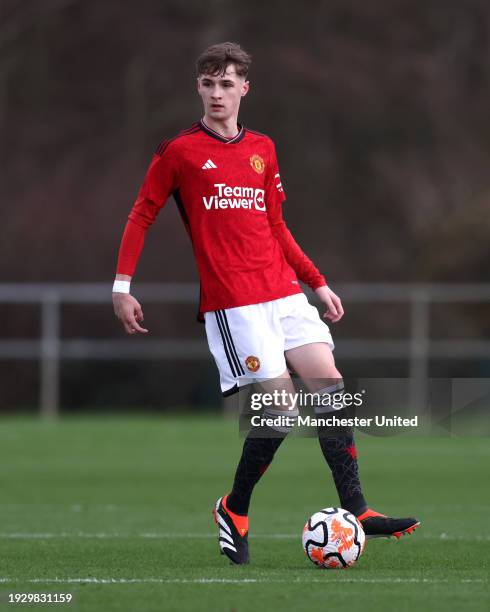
[112,293,148,335]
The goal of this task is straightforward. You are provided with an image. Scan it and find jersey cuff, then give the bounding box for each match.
[311,277,327,290]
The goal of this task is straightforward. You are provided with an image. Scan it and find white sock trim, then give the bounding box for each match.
[262,408,299,433]
[312,383,346,415]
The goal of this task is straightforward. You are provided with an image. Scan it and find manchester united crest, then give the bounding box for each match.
[245,355,261,372]
[250,154,265,174]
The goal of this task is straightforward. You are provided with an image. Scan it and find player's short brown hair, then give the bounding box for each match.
[196,42,251,78]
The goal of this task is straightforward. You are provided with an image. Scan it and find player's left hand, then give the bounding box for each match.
[314,285,344,323]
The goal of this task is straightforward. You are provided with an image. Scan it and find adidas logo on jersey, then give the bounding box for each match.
[202,159,217,170]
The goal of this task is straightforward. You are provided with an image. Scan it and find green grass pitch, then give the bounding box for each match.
[0,416,488,611]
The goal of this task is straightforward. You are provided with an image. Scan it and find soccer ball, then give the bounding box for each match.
[302,507,366,569]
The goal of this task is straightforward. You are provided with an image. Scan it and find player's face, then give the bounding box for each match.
[197,64,249,122]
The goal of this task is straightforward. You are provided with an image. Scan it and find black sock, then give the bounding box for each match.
[226,430,286,515]
[315,384,367,516]
[317,426,367,515]
[226,404,299,516]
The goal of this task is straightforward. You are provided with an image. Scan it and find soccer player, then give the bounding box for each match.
[112,42,420,565]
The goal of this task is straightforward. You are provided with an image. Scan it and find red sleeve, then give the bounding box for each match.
[265,141,327,290]
[116,142,180,276]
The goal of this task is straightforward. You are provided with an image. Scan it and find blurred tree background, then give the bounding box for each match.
[1,0,489,409]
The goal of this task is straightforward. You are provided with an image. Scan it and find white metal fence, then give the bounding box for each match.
[1,283,490,417]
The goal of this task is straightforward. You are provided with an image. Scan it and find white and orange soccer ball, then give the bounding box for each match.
[302,507,366,569]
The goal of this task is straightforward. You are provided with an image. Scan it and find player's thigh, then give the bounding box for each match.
[280,293,341,390]
[285,342,341,385]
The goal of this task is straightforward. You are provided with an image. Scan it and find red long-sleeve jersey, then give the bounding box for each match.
[116,120,326,313]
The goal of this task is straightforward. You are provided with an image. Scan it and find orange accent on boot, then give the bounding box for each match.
[357,508,386,522]
[222,495,249,537]
[393,521,420,539]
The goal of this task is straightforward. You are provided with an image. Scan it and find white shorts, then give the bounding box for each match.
[204,293,334,395]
